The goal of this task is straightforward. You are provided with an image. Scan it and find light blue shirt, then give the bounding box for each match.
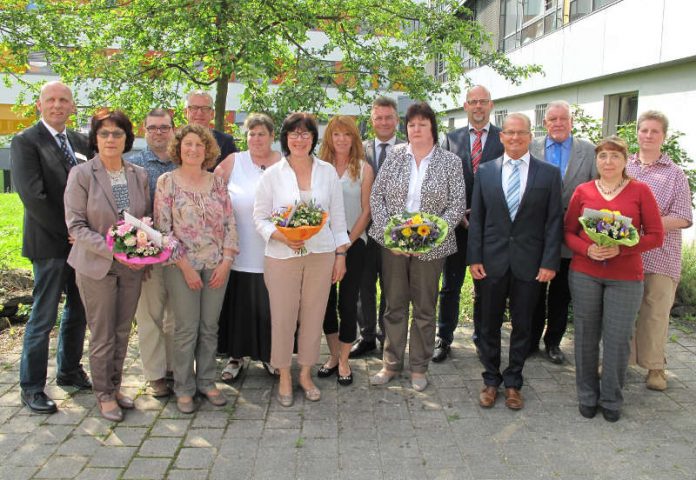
[545,135,572,178]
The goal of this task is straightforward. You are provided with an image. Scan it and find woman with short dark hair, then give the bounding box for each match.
[368,101,466,392]
[155,124,239,414]
[253,112,350,407]
[65,109,150,422]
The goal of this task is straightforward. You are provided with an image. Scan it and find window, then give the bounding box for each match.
[434,54,448,83]
[500,0,563,52]
[494,109,508,127]
[602,91,638,136]
[569,0,621,22]
[534,103,547,138]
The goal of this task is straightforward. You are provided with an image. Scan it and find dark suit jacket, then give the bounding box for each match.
[212,129,238,167]
[64,155,150,280]
[363,138,405,176]
[530,135,596,258]
[467,155,563,281]
[442,124,504,208]
[10,121,90,260]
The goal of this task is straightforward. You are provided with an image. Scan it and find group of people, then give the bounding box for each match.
[10,80,692,425]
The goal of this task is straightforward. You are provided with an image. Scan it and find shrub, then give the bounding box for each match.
[677,242,696,307]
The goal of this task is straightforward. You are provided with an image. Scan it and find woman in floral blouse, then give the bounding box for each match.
[154,124,238,414]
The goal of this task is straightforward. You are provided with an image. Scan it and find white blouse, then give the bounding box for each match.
[253,156,350,259]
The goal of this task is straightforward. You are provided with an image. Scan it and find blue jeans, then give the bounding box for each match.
[20,258,87,394]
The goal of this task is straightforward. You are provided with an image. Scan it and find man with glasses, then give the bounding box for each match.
[529,100,596,364]
[468,113,562,411]
[434,85,504,362]
[350,96,405,358]
[184,90,237,167]
[11,81,92,414]
[129,108,177,397]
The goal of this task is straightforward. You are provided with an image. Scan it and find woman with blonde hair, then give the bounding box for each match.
[316,116,374,385]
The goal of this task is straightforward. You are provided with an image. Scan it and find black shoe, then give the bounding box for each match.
[317,364,339,378]
[432,338,451,363]
[57,366,92,390]
[545,346,566,364]
[21,391,58,414]
[349,340,377,358]
[579,404,597,419]
[337,371,353,386]
[602,407,620,422]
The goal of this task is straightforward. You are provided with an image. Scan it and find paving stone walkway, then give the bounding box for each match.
[0,322,695,480]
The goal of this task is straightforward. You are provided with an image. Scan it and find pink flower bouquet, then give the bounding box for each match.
[106,217,172,265]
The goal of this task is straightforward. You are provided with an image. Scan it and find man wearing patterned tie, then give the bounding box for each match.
[529,101,596,364]
[351,96,405,358]
[467,113,562,411]
[434,85,504,362]
[10,81,92,414]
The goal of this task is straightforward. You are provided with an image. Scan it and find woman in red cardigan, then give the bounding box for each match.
[564,136,663,422]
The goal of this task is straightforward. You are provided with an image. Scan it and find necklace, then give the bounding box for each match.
[596,178,625,195]
[107,167,124,181]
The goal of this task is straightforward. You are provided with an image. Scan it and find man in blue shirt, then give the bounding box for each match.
[530,101,596,364]
[128,108,177,397]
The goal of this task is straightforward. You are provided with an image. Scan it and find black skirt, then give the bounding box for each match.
[217,270,272,362]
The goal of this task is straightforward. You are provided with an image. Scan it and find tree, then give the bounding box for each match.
[1,0,540,130]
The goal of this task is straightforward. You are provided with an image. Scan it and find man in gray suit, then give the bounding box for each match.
[11,81,92,414]
[530,100,597,364]
[351,96,405,358]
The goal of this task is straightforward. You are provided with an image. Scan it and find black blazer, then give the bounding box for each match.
[10,121,90,260]
[212,128,238,167]
[442,124,504,208]
[466,155,563,281]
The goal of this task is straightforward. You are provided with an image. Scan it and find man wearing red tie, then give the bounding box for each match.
[433,85,504,362]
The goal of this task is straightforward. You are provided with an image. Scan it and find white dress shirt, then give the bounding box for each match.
[502,151,531,199]
[405,144,435,212]
[253,156,350,259]
[468,122,491,152]
[374,135,397,169]
[41,118,76,157]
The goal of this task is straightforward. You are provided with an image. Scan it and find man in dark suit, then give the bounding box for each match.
[530,100,597,364]
[350,96,405,358]
[184,90,237,168]
[11,81,92,414]
[467,113,562,411]
[434,85,504,362]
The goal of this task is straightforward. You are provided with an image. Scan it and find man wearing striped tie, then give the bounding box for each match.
[467,113,563,411]
[434,85,504,362]
[11,81,92,414]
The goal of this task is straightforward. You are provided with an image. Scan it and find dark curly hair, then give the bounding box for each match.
[89,109,135,154]
[168,124,220,170]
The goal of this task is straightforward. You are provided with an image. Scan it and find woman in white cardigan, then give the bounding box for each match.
[253,113,350,407]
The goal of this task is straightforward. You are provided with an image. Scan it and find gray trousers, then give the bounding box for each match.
[381,248,445,374]
[76,262,143,402]
[569,270,643,411]
[164,266,229,397]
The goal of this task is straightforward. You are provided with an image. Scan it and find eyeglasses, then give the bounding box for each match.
[501,130,530,137]
[187,105,213,113]
[288,131,312,140]
[145,125,172,133]
[97,129,126,139]
[467,99,490,106]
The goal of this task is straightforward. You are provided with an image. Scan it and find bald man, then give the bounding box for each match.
[11,81,92,414]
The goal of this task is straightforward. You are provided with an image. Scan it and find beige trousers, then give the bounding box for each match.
[630,273,678,370]
[264,253,334,369]
[76,262,143,402]
[135,264,174,381]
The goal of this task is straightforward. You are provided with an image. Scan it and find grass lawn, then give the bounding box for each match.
[0,193,31,271]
